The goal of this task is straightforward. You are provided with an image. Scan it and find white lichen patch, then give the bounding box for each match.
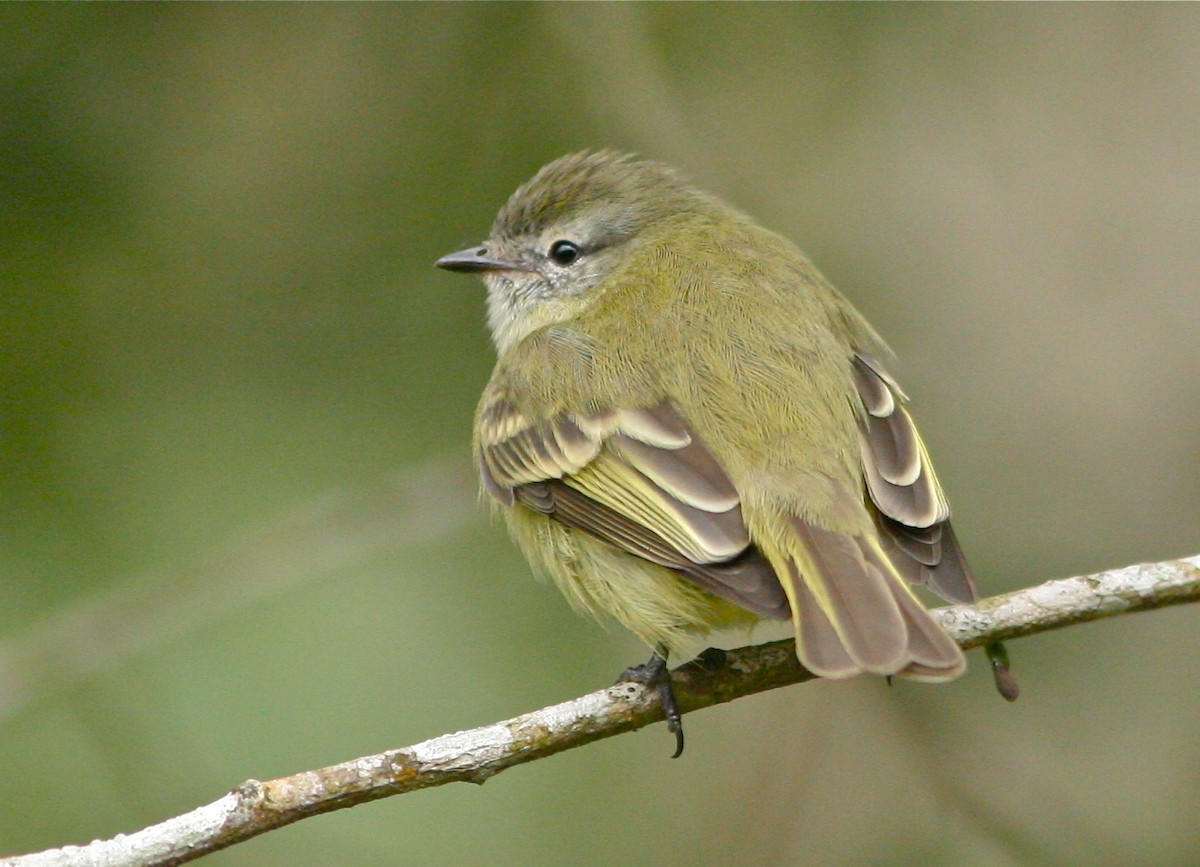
[14,791,248,866]
[349,753,391,779]
[410,724,515,769]
[519,689,628,732]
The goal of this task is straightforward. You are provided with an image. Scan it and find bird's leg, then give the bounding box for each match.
[618,645,685,758]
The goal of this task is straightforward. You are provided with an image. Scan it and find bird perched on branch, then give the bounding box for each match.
[438,151,1013,755]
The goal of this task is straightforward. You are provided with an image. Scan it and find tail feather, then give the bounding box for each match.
[789,520,907,674]
[781,517,965,681]
[890,568,966,677]
[789,568,858,677]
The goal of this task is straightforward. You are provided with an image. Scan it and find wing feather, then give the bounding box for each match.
[478,452,514,506]
[612,433,740,511]
[477,396,790,619]
[854,351,978,605]
[565,455,748,562]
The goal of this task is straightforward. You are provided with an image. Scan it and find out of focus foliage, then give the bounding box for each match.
[1,6,1197,865]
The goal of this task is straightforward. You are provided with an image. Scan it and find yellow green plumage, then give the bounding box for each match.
[444,150,976,681]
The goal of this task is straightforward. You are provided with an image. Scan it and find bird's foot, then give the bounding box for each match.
[618,648,685,758]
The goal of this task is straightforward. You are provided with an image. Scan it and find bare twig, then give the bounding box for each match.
[4,554,1198,867]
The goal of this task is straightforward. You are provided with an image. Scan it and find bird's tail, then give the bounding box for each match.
[780,517,965,680]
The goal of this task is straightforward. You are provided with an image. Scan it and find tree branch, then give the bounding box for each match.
[5,554,1198,867]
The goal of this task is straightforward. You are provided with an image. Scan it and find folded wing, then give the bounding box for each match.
[853,351,978,606]
[477,398,790,619]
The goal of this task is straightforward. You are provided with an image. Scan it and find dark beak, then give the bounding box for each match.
[435,245,528,274]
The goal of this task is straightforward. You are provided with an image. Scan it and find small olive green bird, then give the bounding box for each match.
[438,151,998,749]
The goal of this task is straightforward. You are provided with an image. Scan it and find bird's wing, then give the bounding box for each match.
[476,396,790,619]
[745,350,972,681]
[852,351,979,605]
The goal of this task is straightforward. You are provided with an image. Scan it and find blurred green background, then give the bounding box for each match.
[2,5,1198,865]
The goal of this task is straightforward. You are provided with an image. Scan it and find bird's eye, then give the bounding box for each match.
[548,239,581,266]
